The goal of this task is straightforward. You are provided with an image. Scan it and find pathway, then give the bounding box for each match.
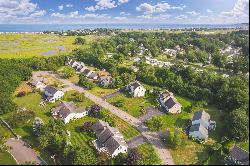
[5,138,46,165]
[139,106,164,122]
[127,135,146,149]
[33,71,175,165]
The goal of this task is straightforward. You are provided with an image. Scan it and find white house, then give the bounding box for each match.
[189,123,209,141]
[52,101,88,124]
[189,111,216,141]
[92,120,128,158]
[157,90,182,114]
[126,81,146,97]
[44,86,64,103]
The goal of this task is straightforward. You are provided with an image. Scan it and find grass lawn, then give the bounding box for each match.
[239,141,249,152]
[68,74,80,83]
[89,86,117,97]
[170,139,209,165]
[0,151,17,165]
[107,93,153,117]
[136,143,162,165]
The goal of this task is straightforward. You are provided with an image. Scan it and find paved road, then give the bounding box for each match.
[5,138,45,165]
[127,135,146,149]
[33,71,175,165]
[139,106,164,122]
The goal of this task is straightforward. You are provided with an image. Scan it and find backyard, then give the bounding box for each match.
[107,93,154,117]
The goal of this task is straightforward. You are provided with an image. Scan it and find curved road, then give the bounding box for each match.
[33,71,174,165]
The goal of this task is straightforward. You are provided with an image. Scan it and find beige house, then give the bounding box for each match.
[157,90,182,114]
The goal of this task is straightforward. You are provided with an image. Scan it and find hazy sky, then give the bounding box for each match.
[0,0,249,24]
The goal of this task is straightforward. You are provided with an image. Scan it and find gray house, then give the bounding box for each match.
[92,120,128,158]
[225,146,249,165]
[99,76,113,87]
[89,72,99,80]
[189,110,216,141]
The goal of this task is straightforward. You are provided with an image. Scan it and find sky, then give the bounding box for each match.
[0,0,249,24]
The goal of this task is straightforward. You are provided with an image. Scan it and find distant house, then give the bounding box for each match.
[99,76,113,87]
[44,86,64,103]
[157,90,182,114]
[106,53,114,58]
[88,72,99,80]
[52,101,87,124]
[126,81,146,97]
[82,69,93,77]
[92,120,128,158]
[189,111,216,141]
[29,80,46,89]
[225,146,249,165]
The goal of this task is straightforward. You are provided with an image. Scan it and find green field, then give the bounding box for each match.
[107,93,153,117]
[0,34,96,59]
[89,86,117,97]
[0,151,17,165]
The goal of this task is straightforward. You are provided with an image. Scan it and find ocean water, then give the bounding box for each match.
[0,23,246,32]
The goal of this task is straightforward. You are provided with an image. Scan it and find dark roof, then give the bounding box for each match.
[165,97,177,109]
[92,120,127,155]
[229,146,249,165]
[76,65,84,71]
[189,123,208,138]
[92,120,109,136]
[192,111,210,122]
[89,72,98,78]
[98,126,116,144]
[83,69,91,76]
[44,86,59,95]
[104,136,125,155]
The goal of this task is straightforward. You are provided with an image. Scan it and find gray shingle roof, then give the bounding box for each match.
[229,146,249,165]
[92,120,109,135]
[130,81,141,90]
[92,120,127,155]
[192,111,210,122]
[189,123,208,138]
[104,136,126,155]
[83,69,91,76]
[52,101,86,119]
[89,72,98,79]
[44,86,59,95]
[165,97,177,109]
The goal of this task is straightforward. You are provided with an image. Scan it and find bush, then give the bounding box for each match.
[16,91,26,97]
[145,117,163,131]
